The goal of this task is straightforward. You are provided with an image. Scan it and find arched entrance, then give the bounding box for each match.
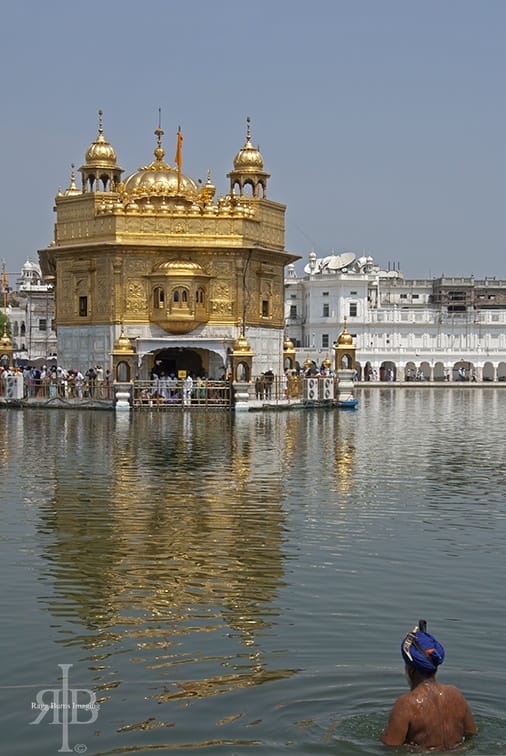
[151,348,205,378]
[149,347,227,380]
[380,361,396,381]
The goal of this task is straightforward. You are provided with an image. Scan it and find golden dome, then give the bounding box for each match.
[233,117,264,171]
[283,335,295,351]
[123,125,199,198]
[232,334,253,353]
[0,326,12,349]
[154,259,205,276]
[84,110,118,166]
[337,321,353,346]
[113,327,134,353]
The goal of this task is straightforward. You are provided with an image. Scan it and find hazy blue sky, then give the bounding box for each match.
[1,0,505,280]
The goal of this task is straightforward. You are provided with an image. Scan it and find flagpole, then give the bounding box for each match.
[175,126,183,193]
[2,260,7,315]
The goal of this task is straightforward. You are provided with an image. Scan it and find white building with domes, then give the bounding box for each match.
[285,251,506,382]
[5,260,56,362]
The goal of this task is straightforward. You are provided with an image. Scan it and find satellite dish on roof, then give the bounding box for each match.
[320,256,333,270]
[327,252,356,270]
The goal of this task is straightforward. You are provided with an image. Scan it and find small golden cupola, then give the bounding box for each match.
[111,326,136,384]
[228,117,270,198]
[199,169,216,206]
[79,110,123,192]
[113,326,135,354]
[283,334,296,371]
[63,164,81,196]
[333,319,356,371]
[0,325,13,368]
[230,333,254,382]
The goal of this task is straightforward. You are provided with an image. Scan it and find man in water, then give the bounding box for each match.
[382,620,477,750]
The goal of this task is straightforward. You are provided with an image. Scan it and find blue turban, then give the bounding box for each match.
[401,623,445,674]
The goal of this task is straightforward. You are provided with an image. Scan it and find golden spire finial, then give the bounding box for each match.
[154,109,165,161]
[98,109,104,136]
[246,116,251,141]
[64,163,80,195]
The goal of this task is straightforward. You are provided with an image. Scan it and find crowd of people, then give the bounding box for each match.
[0,363,112,400]
[134,368,231,407]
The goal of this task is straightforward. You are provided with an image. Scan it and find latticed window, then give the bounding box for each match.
[172,288,189,306]
[153,287,165,308]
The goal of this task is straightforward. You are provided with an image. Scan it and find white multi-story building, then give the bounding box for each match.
[7,260,57,362]
[285,251,506,382]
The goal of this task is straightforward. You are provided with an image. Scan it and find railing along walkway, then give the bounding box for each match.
[131,380,233,410]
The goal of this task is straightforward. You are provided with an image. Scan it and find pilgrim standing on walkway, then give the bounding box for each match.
[183,374,193,406]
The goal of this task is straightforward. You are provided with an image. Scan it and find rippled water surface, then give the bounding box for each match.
[1,388,505,754]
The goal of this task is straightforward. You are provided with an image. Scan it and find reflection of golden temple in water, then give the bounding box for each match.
[36,412,292,699]
[34,409,356,717]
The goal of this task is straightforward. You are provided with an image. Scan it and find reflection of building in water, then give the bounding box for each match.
[334,438,355,496]
[38,113,299,380]
[36,413,288,697]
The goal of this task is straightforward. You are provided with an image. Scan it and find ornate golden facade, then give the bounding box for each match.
[39,113,299,379]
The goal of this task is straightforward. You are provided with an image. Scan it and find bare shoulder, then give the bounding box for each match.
[440,683,470,703]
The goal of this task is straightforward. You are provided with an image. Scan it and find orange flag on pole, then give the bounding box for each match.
[174,126,183,192]
[175,126,183,175]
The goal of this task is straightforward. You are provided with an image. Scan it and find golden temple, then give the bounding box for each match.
[39,112,299,382]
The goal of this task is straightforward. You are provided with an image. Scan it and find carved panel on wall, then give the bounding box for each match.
[210,282,233,315]
[272,292,283,321]
[94,267,110,316]
[58,274,73,316]
[141,217,156,234]
[207,260,234,277]
[125,279,147,312]
[211,299,233,315]
[125,257,150,275]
